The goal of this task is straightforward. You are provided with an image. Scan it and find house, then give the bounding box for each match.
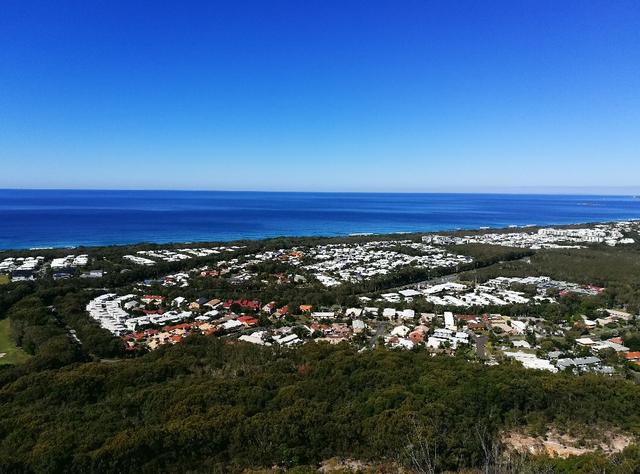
[624,352,640,361]
[592,340,629,353]
[220,319,242,331]
[386,336,414,350]
[311,311,335,319]
[602,309,633,321]
[273,333,302,346]
[172,296,186,307]
[390,325,410,337]
[223,299,261,311]
[444,311,456,330]
[510,320,528,334]
[512,340,531,349]
[299,304,313,313]
[467,321,485,332]
[398,309,415,320]
[352,319,367,333]
[504,352,558,373]
[239,331,270,346]
[200,270,220,277]
[576,337,596,346]
[409,327,426,344]
[205,298,221,308]
[427,328,469,350]
[399,289,422,298]
[123,300,139,311]
[426,336,448,349]
[345,308,363,318]
[237,315,258,326]
[383,308,396,319]
[141,295,165,304]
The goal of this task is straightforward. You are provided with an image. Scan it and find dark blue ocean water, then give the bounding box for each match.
[1,190,640,250]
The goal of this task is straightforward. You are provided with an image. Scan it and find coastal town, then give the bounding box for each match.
[85,274,637,376]
[3,220,640,379]
[25,219,626,379]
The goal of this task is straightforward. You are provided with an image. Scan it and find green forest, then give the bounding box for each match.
[1,336,640,473]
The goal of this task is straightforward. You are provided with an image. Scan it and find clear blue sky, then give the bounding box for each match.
[1,1,639,192]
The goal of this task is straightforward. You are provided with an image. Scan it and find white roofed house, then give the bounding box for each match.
[273,333,302,346]
[444,311,456,330]
[390,325,410,338]
[123,300,138,311]
[239,331,271,346]
[352,319,367,333]
[383,308,397,319]
[510,320,527,334]
[220,319,242,331]
[399,289,422,298]
[398,309,415,320]
[311,311,336,320]
[364,307,380,317]
[172,296,187,307]
[426,327,469,350]
[503,351,558,373]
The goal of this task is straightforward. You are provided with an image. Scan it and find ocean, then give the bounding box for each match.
[1,189,640,250]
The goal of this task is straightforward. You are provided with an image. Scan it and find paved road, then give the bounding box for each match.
[368,321,387,348]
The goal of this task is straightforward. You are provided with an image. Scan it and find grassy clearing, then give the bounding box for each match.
[0,318,30,365]
[0,274,9,285]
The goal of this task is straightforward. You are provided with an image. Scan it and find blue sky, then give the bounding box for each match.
[1,1,639,192]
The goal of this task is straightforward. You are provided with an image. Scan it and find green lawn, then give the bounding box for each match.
[0,318,30,365]
[0,274,9,285]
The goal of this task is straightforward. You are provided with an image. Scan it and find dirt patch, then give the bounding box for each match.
[319,458,399,473]
[504,428,633,458]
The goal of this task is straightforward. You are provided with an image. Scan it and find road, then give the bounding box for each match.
[368,321,387,348]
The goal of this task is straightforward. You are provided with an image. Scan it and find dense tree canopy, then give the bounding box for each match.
[1,337,640,472]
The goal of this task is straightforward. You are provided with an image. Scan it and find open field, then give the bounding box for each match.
[0,318,30,365]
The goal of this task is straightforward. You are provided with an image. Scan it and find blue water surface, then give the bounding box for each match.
[1,190,640,249]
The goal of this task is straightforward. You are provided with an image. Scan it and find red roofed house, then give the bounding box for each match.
[237,315,258,326]
[409,328,425,344]
[624,352,640,361]
[223,299,261,311]
[142,295,165,304]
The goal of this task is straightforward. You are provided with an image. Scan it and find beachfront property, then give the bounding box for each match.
[423,221,638,249]
[124,246,246,265]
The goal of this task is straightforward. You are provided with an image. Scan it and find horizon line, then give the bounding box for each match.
[1,186,640,197]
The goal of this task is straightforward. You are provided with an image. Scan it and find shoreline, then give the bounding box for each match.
[1,217,638,254]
